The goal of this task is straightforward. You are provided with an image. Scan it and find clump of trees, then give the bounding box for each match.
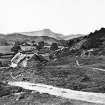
[58,40,68,47]
[81,28,105,50]
[36,41,44,51]
[50,43,58,51]
[11,41,21,54]
[32,40,37,46]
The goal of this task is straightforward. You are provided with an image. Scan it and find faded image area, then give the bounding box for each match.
[0,0,105,105]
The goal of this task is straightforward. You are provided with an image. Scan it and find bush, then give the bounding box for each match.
[50,43,58,51]
[36,41,44,50]
[11,41,21,54]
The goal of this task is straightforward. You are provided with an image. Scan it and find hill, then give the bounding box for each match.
[0,29,65,45]
[67,27,105,51]
[2,27,105,48]
[1,33,59,45]
[0,29,87,45]
[19,29,64,40]
[81,27,105,49]
[64,34,86,40]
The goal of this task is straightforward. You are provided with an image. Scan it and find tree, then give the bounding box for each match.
[67,40,74,47]
[81,38,102,49]
[50,43,58,51]
[32,40,36,46]
[58,40,68,47]
[36,41,44,50]
[11,41,21,54]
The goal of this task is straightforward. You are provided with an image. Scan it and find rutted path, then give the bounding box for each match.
[90,67,105,71]
[75,59,105,71]
[79,65,105,72]
[8,81,105,104]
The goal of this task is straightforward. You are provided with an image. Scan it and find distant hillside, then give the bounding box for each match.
[82,27,105,49]
[19,29,86,40]
[0,38,9,46]
[0,27,104,56]
[19,29,64,40]
[2,33,58,45]
[0,29,87,45]
[0,29,85,45]
[67,27,105,51]
[0,34,6,38]
[64,34,86,40]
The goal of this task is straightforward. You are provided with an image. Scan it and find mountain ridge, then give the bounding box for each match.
[5,29,85,40]
[0,29,86,45]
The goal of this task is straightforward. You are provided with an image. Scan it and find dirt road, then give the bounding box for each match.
[8,81,105,104]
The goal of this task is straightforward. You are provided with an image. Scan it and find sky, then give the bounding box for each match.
[0,0,105,35]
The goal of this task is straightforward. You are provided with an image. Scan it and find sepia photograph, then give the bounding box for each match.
[0,0,105,105]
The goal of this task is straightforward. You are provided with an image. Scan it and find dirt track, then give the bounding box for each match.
[8,81,105,104]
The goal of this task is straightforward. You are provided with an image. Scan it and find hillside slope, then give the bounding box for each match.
[67,27,105,51]
[19,29,64,40]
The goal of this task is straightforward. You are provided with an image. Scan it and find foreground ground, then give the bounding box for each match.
[1,55,105,105]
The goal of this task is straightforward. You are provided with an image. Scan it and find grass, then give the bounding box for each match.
[0,45,35,54]
[0,95,99,105]
[0,55,105,105]
[1,55,105,92]
[2,55,105,93]
[0,46,12,54]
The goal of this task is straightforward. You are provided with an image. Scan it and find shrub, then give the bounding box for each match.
[50,43,58,51]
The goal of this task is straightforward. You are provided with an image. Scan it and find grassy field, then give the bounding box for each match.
[0,46,35,54]
[0,46,12,54]
[0,55,105,105]
[0,93,100,105]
